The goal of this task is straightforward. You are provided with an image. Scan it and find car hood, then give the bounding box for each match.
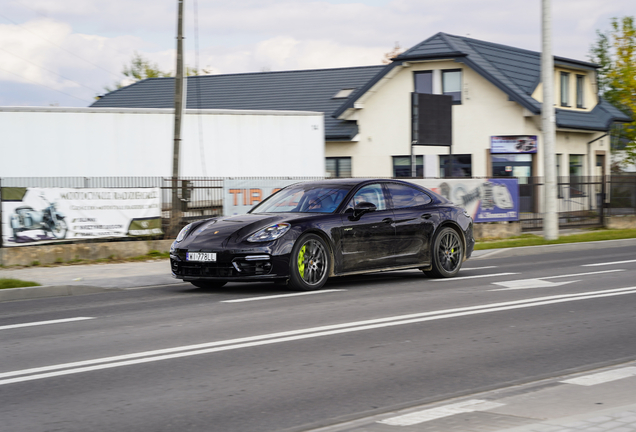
[178,213,307,249]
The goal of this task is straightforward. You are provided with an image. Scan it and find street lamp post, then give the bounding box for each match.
[542,0,559,240]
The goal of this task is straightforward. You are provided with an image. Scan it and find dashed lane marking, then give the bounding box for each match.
[221,289,346,303]
[433,272,517,281]
[461,266,497,271]
[0,317,95,331]
[582,259,636,267]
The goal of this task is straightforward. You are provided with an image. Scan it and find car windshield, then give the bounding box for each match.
[250,184,351,214]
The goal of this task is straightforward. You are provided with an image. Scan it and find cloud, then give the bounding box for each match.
[0,0,633,106]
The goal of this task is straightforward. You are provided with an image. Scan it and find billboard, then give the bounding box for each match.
[491,135,537,154]
[1,187,162,246]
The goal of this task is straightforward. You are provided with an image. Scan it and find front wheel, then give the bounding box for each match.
[50,218,68,239]
[424,227,464,278]
[289,234,330,291]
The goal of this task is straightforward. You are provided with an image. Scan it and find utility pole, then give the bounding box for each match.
[170,0,186,237]
[542,0,559,240]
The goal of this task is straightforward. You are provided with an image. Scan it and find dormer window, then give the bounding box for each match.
[576,75,585,108]
[560,72,570,107]
[332,88,355,99]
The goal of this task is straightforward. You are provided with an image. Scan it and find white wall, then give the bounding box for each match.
[328,60,607,179]
[1,107,325,178]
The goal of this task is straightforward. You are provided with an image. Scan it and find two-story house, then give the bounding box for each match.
[92,32,631,182]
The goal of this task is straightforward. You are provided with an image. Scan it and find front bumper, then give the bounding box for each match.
[170,247,291,282]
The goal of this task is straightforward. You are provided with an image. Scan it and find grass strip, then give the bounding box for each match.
[475,228,636,250]
[0,278,41,289]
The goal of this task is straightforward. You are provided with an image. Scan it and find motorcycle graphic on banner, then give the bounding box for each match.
[11,194,68,241]
[1,188,162,246]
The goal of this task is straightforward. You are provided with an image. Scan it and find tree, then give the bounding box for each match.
[102,52,213,93]
[382,42,404,64]
[589,17,636,171]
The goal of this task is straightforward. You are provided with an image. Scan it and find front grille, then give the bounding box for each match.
[171,249,273,278]
[180,262,237,277]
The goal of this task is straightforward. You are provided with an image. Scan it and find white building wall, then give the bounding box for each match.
[329,60,606,179]
[0,107,325,178]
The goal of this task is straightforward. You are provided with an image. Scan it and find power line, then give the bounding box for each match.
[0,11,122,81]
[0,65,92,103]
[0,47,102,94]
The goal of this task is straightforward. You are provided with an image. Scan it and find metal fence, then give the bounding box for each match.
[515,175,636,231]
[2,176,636,246]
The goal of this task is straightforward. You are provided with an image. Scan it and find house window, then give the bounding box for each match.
[414,71,433,94]
[393,156,423,178]
[569,154,584,177]
[576,75,585,108]
[440,154,471,177]
[442,70,462,103]
[326,157,351,178]
[560,72,570,107]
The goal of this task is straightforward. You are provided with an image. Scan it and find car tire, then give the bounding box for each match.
[424,227,464,278]
[289,233,330,291]
[190,281,227,289]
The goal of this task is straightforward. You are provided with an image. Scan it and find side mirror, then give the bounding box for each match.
[350,201,377,220]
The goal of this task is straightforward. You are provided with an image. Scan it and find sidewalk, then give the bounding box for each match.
[321,361,636,432]
[0,259,183,301]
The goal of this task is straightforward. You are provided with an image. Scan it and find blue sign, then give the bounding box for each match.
[474,178,519,222]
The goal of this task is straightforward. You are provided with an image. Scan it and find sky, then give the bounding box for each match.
[0,0,633,107]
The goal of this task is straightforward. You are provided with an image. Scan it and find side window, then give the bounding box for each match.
[345,184,387,211]
[387,183,432,209]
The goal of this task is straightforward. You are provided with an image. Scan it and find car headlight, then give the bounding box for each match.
[175,223,194,242]
[247,223,291,242]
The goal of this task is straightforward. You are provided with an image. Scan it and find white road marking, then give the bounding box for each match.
[582,259,636,267]
[540,269,625,279]
[461,266,497,271]
[491,280,578,291]
[0,317,95,331]
[377,399,505,426]
[221,289,346,303]
[561,367,636,386]
[489,269,625,291]
[434,272,517,281]
[4,287,636,386]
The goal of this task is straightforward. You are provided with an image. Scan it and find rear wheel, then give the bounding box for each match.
[424,227,464,278]
[289,234,330,291]
[190,281,227,289]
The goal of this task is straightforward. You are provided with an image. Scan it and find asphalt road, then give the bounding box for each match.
[2,242,636,432]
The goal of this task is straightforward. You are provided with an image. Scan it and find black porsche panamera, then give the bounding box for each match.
[170,179,474,291]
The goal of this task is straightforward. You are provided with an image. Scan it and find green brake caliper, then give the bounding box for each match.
[298,245,306,278]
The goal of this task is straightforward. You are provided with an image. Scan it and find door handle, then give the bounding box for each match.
[421,213,432,219]
[382,218,393,224]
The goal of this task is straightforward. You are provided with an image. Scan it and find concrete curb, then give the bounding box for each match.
[0,285,121,302]
[472,237,636,259]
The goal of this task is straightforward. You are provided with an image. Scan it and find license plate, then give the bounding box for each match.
[186,252,217,262]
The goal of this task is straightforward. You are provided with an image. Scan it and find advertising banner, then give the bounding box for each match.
[491,135,537,154]
[223,178,519,222]
[223,179,305,216]
[411,178,519,222]
[1,187,162,246]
